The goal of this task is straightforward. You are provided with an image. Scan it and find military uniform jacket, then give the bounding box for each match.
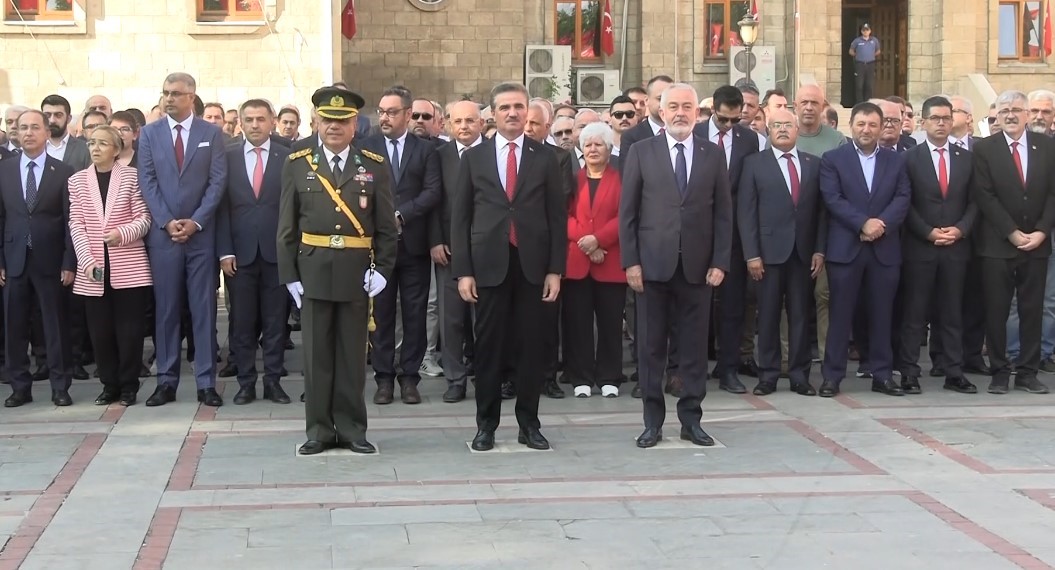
[277,143,398,302]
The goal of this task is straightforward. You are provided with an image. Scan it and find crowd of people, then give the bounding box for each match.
[0,71,1053,453]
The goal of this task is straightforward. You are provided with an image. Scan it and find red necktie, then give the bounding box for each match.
[505,141,518,246]
[1011,141,1025,186]
[783,153,800,206]
[936,148,948,198]
[252,147,264,198]
[174,124,185,171]
[717,131,726,151]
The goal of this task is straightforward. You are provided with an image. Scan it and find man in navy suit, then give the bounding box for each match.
[818,101,911,397]
[360,86,442,405]
[138,72,228,408]
[738,109,827,397]
[0,110,76,407]
[217,99,291,406]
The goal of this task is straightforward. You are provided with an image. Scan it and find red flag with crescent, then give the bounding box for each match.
[601,0,615,56]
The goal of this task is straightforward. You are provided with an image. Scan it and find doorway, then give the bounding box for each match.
[840,0,908,107]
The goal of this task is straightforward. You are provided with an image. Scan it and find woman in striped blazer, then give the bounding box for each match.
[68,126,153,406]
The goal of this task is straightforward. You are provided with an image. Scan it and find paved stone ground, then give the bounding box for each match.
[1,317,1055,569]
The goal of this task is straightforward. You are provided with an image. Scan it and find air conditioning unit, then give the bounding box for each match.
[575,69,621,106]
[729,45,777,95]
[524,45,573,102]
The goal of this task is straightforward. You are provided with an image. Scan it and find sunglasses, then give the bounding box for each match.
[714,115,741,125]
[611,111,635,120]
[987,117,997,124]
[412,112,434,121]
[553,129,573,137]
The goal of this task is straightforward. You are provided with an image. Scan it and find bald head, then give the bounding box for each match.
[447,100,483,146]
[85,95,113,119]
[795,84,826,132]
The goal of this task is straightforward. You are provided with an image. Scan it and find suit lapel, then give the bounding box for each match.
[913,145,941,197]
[685,134,707,202]
[651,136,680,201]
[768,151,794,203]
[262,148,282,199]
[180,119,206,176]
[397,135,415,183]
[513,139,537,199]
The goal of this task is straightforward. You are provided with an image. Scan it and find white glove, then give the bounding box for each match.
[286,281,304,309]
[363,269,387,298]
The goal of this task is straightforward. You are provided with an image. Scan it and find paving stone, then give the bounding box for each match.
[18,552,139,570]
[331,504,482,526]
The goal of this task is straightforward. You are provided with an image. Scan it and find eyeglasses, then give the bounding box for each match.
[553,129,573,137]
[83,124,105,131]
[161,90,191,98]
[114,126,134,134]
[714,115,741,125]
[376,108,407,118]
[769,122,795,130]
[611,111,635,120]
[411,112,434,121]
[987,117,998,124]
[997,108,1026,116]
[882,118,901,126]
[953,108,970,115]
[926,115,953,124]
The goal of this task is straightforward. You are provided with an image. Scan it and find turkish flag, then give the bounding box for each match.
[600,0,614,56]
[1045,0,1053,57]
[751,0,759,20]
[341,0,357,40]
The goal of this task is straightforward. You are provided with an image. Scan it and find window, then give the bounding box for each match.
[197,0,263,22]
[555,1,602,61]
[5,0,74,22]
[704,0,751,60]
[998,0,1044,61]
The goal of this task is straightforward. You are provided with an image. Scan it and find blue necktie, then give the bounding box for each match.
[674,143,687,196]
[390,139,401,183]
[25,161,38,247]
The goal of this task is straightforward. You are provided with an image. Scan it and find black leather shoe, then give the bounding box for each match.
[987,377,1010,395]
[52,389,72,406]
[500,381,516,400]
[943,376,977,394]
[543,380,565,399]
[738,359,760,378]
[471,430,495,451]
[791,381,818,396]
[232,386,256,405]
[263,382,291,404]
[400,383,422,404]
[31,365,48,382]
[928,366,945,378]
[285,338,295,350]
[145,385,176,407]
[680,424,715,446]
[218,362,237,378]
[344,440,376,454]
[94,390,120,405]
[4,390,32,407]
[442,384,466,403]
[901,376,922,395]
[297,440,333,455]
[517,428,550,450]
[636,427,662,448]
[1014,376,1050,394]
[631,383,643,398]
[719,372,747,394]
[373,383,394,405]
[197,388,223,407]
[119,391,137,406]
[752,382,776,396]
[818,379,839,398]
[871,378,904,396]
[72,365,89,381]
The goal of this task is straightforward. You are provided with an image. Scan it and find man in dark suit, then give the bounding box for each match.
[620,83,732,448]
[972,90,1055,394]
[138,72,228,408]
[897,96,978,395]
[452,82,567,452]
[819,101,911,397]
[360,86,442,405]
[0,110,77,407]
[217,99,292,406]
[699,86,760,394]
[618,75,673,158]
[429,100,484,403]
[739,108,826,397]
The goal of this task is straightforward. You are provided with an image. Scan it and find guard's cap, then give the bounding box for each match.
[861,23,871,30]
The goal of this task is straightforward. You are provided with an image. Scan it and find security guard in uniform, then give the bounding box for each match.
[278,86,398,455]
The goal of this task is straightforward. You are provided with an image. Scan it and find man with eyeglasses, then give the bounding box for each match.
[986,103,1001,137]
[410,98,442,142]
[360,86,442,406]
[80,111,107,141]
[551,116,575,152]
[896,96,978,396]
[971,90,1055,395]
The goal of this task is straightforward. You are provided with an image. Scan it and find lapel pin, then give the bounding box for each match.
[358,166,366,173]
[1033,146,1038,150]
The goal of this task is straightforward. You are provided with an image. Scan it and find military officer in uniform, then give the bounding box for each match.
[278,87,398,455]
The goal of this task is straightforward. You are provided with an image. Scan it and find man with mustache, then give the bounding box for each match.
[608,95,637,164]
[620,83,732,448]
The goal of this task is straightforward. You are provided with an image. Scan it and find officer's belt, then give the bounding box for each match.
[301,233,372,249]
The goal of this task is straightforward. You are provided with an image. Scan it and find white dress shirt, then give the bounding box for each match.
[575,147,585,168]
[19,151,47,200]
[45,133,70,162]
[926,139,950,184]
[1004,131,1029,181]
[386,130,408,167]
[771,146,800,195]
[665,132,694,179]
[948,134,969,150]
[494,132,524,189]
[322,145,351,174]
[243,139,271,184]
[853,142,879,192]
[708,117,733,168]
[647,117,665,136]
[456,136,483,157]
[167,114,193,156]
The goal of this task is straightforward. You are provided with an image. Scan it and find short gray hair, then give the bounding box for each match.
[578,122,614,150]
[659,83,699,107]
[5,104,29,117]
[529,101,551,124]
[164,72,197,91]
[996,90,1028,109]
[1028,89,1055,107]
[948,95,973,115]
[551,116,573,134]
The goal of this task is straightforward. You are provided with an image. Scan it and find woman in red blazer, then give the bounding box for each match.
[68,126,153,406]
[563,123,627,398]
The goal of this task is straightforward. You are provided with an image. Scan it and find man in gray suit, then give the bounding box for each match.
[138,72,228,408]
[620,83,733,449]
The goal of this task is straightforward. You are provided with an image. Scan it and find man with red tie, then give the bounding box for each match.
[897,96,978,395]
[451,82,567,452]
[972,90,1055,394]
